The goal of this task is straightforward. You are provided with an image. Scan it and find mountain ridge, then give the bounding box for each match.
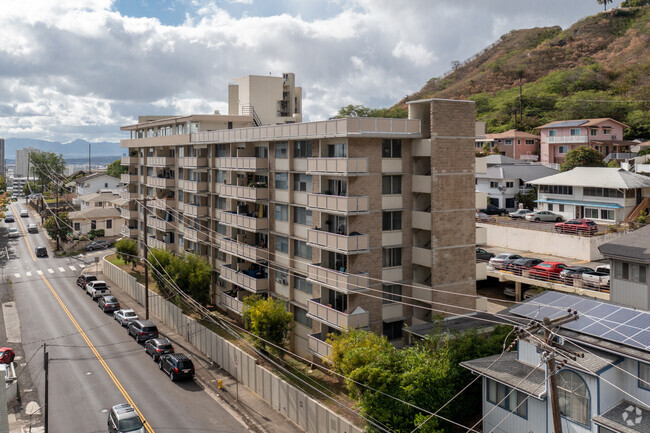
[3,138,122,159]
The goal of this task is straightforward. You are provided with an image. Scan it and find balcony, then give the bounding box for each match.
[147,156,174,167]
[177,179,208,193]
[307,264,369,294]
[218,291,244,315]
[219,211,268,232]
[150,197,176,211]
[122,192,142,201]
[412,211,431,231]
[121,156,137,165]
[215,183,269,201]
[308,333,332,359]
[546,136,588,144]
[120,209,135,220]
[180,202,208,217]
[146,176,175,188]
[216,157,268,171]
[306,194,369,215]
[178,156,208,168]
[121,174,138,183]
[412,175,431,194]
[148,237,174,251]
[307,298,369,330]
[147,216,173,231]
[120,226,138,239]
[181,225,209,243]
[307,229,369,254]
[220,265,268,293]
[306,158,368,176]
[219,238,269,262]
[412,282,432,303]
[412,247,432,267]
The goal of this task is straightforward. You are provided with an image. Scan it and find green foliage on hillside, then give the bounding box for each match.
[560,146,607,172]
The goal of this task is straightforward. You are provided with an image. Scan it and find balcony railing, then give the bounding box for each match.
[122,192,142,201]
[219,211,268,232]
[146,176,175,188]
[219,238,269,262]
[121,156,137,165]
[307,264,369,293]
[150,197,176,211]
[216,157,268,171]
[307,298,369,329]
[220,265,268,293]
[147,216,173,231]
[178,156,208,168]
[149,237,174,251]
[308,333,332,359]
[307,229,369,254]
[180,202,208,217]
[306,193,369,215]
[306,158,368,176]
[181,226,209,243]
[120,209,134,220]
[215,183,269,201]
[177,179,209,193]
[147,156,174,167]
[546,136,588,144]
[121,174,138,183]
[218,292,244,315]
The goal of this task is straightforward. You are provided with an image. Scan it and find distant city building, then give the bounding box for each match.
[15,147,40,177]
[0,138,5,179]
[11,177,28,195]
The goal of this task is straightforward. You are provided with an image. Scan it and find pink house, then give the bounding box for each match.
[475,129,540,161]
[537,118,631,164]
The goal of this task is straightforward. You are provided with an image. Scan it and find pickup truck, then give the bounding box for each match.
[581,268,610,291]
[86,280,111,300]
[478,204,507,216]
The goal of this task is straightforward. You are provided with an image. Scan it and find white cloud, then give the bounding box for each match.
[392,41,435,67]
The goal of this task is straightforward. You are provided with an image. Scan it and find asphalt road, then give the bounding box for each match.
[4,202,248,433]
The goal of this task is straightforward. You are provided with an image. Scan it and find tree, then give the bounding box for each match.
[43,212,70,245]
[30,152,65,189]
[0,176,5,192]
[622,0,650,6]
[147,248,174,294]
[168,252,212,305]
[106,159,127,178]
[115,238,139,269]
[515,186,537,211]
[242,295,293,353]
[332,104,407,119]
[22,181,38,196]
[559,146,606,172]
[597,0,612,10]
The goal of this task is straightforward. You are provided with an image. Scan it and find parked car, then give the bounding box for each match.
[8,228,19,238]
[19,209,29,218]
[559,266,594,284]
[503,286,517,298]
[86,280,111,300]
[525,211,564,222]
[529,261,568,280]
[0,347,15,364]
[77,274,98,288]
[85,240,112,251]
[582,268,611,290]
[476,247,495,261]
[479,204,507,216]
[4,214,14,223]
[475,211,495,222]
[596,264,611,273]
[158,353,195,381]
[107,403,145,433]
[144,338,175,362]
[523,288,545,299]
[489,253,523,270]
[35,246,47,257]
[27,223,38,233]
[508,209,532,219]
[113,309,138,326]
[506,257,543,275]
[554,219,598,235]
[98,295,121,313]
[128,320,159,342]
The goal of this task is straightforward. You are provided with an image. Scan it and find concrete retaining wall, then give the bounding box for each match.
[103,259,362,433]
[479,223,627,261]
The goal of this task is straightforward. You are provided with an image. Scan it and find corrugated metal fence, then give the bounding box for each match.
[103,260,362,433]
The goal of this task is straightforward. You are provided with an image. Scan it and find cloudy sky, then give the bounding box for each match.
[0,0,606,143]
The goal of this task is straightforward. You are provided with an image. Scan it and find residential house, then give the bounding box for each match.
[70,172,122,198]
[462,290,650,433]
[476,155,557,210]
[69,192,122,237]
[528,167,650,224]
[538,118,633,165]
[475,129,540,161]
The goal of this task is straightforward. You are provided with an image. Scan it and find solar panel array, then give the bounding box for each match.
[509,291,650,352]
[546,120,589,128]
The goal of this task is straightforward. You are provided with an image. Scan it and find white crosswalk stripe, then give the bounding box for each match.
[47,269,54,274]
[26,272,32,277]
[14,274,20,278]
[69,266,76,271]
[37,270,43,275]
[58,267,65,272]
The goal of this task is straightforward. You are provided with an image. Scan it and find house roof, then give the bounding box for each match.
[529,167,650,189]
[593,400,650,433]
[69,207,121,220]
[537,118,629,129]
[599,225,650,263]
[72,172,116,184]
[485,129,539,140]
[481,155,521,165]
[477,164,558,182]
[79,192,121,203]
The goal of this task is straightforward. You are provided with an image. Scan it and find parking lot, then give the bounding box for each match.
[479,215,612,237]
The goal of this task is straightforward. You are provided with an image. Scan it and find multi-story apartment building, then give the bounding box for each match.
[0,138,5,179]
[475,129,540,161]
[15,146,39,177]
[120,85,477,359]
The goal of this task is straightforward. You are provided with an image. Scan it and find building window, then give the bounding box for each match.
[382,175,402,195]
[74,222,80,231]
[294,207,312,226]
[106,220,112,229]
[549,129,557,137]
[275,172,288,190]
[504,139,513,145]
[215,197,226,210]
[254,146,268,158]
[640,363,650,391]
[275,204,288,221]
[538,185,573,195]
[275,141,288,159]
[559,145,569,154]
[216,222,227,236]
[570,128,581,136]
[381,139,402,158]
[382,248,402,267]
[382,211,402,231]
[584,208,598,219]
[557,370,589,426]
[590,128,598,136]
[294,274,312,294]
[178,235,184,247]
[486,379,528,418]
[275,235,289,254]
[548,204,554,211]
[603,129,611,135]
[559,204,565,212]
[525,139,535,145]
[506,181,514,188]
[383,320,403,340]
[490,181,499,188]
[91,220,97,230]
[293,140,312,158]
[584,187,623,198]
[293,306,312,328]
[275,267,288,285]
[382,284,402,304]
[294,240,312,259]
[600,209,615,220]
[293,173,312,192]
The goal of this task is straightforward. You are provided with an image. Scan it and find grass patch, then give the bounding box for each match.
[107,255,126,267]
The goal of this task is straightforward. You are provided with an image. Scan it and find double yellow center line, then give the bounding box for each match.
[11,205,154,432]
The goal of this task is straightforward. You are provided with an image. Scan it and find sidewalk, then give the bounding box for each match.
[99,262,306,433]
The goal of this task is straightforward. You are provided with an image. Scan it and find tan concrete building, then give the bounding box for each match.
[120,93,477,359]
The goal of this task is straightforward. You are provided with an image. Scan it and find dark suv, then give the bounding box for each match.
[158,353,195,381]
[127,320,159,343]
[144,337,174,362]
[77,274,98,288]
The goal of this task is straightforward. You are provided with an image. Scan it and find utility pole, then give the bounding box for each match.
[43,343,48,433]
[515,311,582,433]
[55,182,59,251]
[519,76,523,128]
[88,142,91,174]
[142,197,149,320]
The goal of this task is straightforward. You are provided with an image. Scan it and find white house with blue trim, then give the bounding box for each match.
[528,167,650,224]
[461,290,650,433]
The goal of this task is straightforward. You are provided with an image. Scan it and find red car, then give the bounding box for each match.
[554,219,598,235]
[0,347,15,364]
[529,262,568,281]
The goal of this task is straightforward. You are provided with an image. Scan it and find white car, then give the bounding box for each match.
[8,228,19,238]
[20,210,29,218]
[113,309,139,326]
[525,210,563,222]
[86,280,111,300]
